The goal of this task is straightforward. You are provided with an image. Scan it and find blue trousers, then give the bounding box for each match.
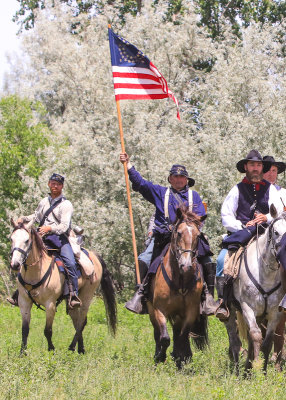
[216,248,228,277]
[138,237,155,268]
[44,234,78,294]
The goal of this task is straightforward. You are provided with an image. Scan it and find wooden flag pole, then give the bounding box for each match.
[116,100,141,285]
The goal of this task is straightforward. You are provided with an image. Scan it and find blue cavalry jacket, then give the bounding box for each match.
[128,166,206,234]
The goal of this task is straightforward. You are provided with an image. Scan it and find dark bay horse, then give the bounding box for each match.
[147,206,208,368]
[10,221,117,354]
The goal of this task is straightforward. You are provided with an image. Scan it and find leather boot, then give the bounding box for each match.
[7,289,19,307]
[125,274,150,314]
[278,294,286,313]
[67,277,81,309]
[215,275,230,321]
[201,262,219,316]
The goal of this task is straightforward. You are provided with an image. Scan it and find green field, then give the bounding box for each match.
[0,299,285,400]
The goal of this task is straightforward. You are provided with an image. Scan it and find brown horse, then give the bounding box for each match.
[10,220,117,354]
[147,206,208,368]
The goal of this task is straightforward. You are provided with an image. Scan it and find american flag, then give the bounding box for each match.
[108,28,180,120]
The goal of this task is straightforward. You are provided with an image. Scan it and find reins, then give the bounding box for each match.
[161,217,200,295]
[244,223,282,319]
[17,257,55,311]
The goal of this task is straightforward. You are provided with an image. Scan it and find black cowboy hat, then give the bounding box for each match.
[168,164,195,187]
[263,156,286,174]
[236,149,271,173]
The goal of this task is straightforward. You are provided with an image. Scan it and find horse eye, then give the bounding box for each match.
[274,230,279,236]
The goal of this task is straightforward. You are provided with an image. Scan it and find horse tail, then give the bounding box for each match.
[236,311,248,343]
[190,315,209,350]
[97,254,117,336]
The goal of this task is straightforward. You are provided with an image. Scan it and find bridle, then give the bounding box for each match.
[171,219,197,268]
[10,226,43,270]
[256,215,285,271]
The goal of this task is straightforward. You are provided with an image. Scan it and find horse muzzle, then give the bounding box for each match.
[10,261,21,272]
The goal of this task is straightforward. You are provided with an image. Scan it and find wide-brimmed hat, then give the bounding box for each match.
[49,173,65,184]
[236,150,271,173]
[168,164,195,187]
[262,156,286,174]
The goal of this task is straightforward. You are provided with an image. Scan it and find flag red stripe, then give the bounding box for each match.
[112,72,160,83]
[115,94,169,100]
[114,83,162,89]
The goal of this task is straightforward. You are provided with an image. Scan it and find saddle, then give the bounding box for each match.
[223,236,256,280]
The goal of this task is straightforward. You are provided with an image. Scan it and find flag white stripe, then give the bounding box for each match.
[114,88,166,95]
[113,77,161,85]
[112,66,155,76]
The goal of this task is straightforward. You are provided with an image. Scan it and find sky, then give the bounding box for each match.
[0,0,22,89]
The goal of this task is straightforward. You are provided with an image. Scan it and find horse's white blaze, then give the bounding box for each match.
[179,225,193,267]
[11,229,31,266]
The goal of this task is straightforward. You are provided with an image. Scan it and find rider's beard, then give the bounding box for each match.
[246,170,263,183]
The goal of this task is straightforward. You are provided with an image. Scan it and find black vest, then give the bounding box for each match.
[236,180,271,225]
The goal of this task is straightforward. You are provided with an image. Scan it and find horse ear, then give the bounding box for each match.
[25,220,34,230]
[200,214,207,222]
[270,204,278,219]
[11,218,17,228]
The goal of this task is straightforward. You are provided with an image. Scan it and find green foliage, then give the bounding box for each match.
[0,300,286,399]
[0,95,51,256]
[196,0,286,39]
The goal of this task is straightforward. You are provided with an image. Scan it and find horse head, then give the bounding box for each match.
[10,219,45,271]
[268,205,286,260]
[171,206,204,271]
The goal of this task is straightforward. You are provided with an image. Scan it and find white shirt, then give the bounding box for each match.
[23,194,73,235]
[221,183,283,233]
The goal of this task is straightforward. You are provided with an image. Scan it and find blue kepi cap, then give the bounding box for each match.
[49,173,65,184]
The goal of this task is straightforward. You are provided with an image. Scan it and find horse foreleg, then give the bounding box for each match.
[261,311,282,372]
[224,307,241,374]
[241,303,262,370]
[19,298,32,355]
[152,308,170,363]
[272,313,286,367]
[44,302,56,351]
[172,320,192,369]
[148,304,164,361]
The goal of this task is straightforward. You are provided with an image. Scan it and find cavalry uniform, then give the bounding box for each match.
[22,193,79,297]
[216,150,283,320]
[125,164,216,315]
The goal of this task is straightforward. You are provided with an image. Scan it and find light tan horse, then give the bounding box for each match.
[147,206,208,368]
[10,220,117,354]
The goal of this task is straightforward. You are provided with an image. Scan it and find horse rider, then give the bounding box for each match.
[7,173,81,309]
[263,155,286,207]
[263,155,286,362]
[119,152,217,316]
[215,149,283,321]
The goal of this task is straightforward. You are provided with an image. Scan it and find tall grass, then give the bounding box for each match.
[0,299,285,400]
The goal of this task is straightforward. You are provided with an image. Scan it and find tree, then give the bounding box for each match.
[5,1,286,290]
[196,0,286,39]
[0,95,51,256]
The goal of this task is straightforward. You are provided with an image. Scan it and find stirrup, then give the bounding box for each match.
[68,293,82,309]
[215,300,230,321]
[7,297,18,307]
[201,293,218,316]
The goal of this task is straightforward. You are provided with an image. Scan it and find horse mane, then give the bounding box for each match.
[31,227,47,256]
[176,205,202,229]
[13,224,47,257]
